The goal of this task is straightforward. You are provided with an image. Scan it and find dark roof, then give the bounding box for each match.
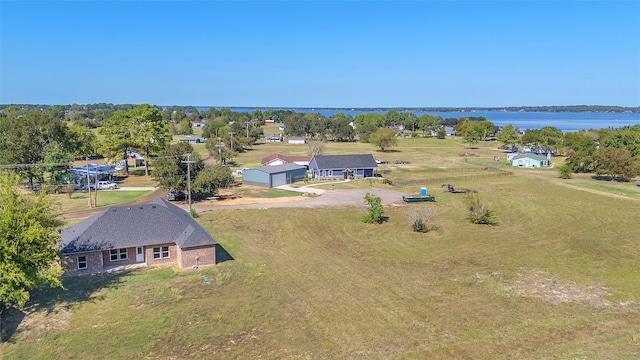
[311,154,378,169]
[60,198,217,254]
[253,163,306,174]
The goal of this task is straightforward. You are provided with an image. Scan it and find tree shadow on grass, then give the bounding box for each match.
[0,270,130,343]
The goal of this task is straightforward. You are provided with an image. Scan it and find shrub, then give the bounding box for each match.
[558,164,573,179]
[408,205,438,233]
[190,209,199,218]
[361,192,386,224]
[466,193,497,225]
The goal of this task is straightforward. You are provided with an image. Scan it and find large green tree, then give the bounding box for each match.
[100,110,137,176]
[0,111,71,185]
[152,143,204,191]
[497,123,521,148]
[369,128,398,152]
[0,172,63,313]
[129,104,170,176]
[192,165,234,196]
[592,147,638,181]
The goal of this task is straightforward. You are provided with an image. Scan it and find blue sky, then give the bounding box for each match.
[1,1,639,107]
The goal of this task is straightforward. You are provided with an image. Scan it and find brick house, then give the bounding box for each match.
[60,198,218,275]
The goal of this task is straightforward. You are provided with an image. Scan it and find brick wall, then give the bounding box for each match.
[144,243,178,266]
[62,251,104,276]
[102,247,139,267]
[179,245,216,268]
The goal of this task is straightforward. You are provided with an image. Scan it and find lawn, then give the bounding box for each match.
[3,136,640,359]
[3,172,640,359]
[50,190,153,215]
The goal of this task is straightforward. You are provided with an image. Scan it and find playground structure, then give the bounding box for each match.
[441,183,477,194]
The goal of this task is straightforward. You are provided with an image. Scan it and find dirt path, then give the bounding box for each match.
[524,173,640,203]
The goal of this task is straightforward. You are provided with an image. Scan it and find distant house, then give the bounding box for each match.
[511,154,551,168]
[265,134,283,142]
[179,135,206,144]
[288,136,306,144]
[242,163,307,188]
[60,198,219,276]
[127,151,146,168]
[309,154,378,180]
[261,152,311,168]
[193,121,208,128]
[265,119,275,125]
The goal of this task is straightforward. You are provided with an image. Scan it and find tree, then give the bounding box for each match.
[497,123,521,148]
[192,165,234,196]
[0,111,71,185]
[129,104,170,176]
[557,164,573,179]
[461,125,480,148]
[592,147,638,181]
[100,110,137,176]
[152,143,204,190]
[563,131,597,172]
[369,128,398,152]
[328,113,355,142]
[466,193,497,225]
[408,205,438,233]
[0,172,63,313]
[307,140,325,156]
[361,192,386,224]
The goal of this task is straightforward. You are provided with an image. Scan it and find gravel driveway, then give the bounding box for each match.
[191,188,407,211]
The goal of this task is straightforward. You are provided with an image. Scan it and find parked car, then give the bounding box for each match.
[167,190,186,201]
[89,180,117,190]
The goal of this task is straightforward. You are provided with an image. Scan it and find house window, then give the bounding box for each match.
[78,256,87,270]
[153,246,170,259]
[110,248,128,261]
[327,170,333,177]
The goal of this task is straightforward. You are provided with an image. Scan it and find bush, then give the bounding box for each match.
[190,209,199,218]
[361,192,386,224]
[408,205,438,233]
[558,164,573,179]
[466,193,497,225]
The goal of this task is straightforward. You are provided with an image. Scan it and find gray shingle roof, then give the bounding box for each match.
[60,198,217,254]
[311,154,378,169]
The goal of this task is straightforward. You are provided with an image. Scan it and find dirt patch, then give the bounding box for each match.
[194,195,309,206]
[508,268,637,310]
[2,305,73,342]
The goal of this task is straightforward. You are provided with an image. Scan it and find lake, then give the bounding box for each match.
[204,107,640,133]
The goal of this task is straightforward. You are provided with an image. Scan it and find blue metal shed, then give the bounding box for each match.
[242,163,307,188]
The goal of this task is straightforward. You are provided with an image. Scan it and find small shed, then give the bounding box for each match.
[511,154,551,168]
[242,163,307,188]
[179,135,206,144]
[288,136,306,144]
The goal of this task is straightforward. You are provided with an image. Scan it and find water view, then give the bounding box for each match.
[214,107,640,133]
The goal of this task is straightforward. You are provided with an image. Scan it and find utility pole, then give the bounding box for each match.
[228,131,235,152]
[215,144,225,164]
[182,153,195,213]
[246,121,249,139]
[86,157,92,208]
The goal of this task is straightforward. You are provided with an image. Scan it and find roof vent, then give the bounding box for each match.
[139,206,143,209]
[127,207,131,210]
[151,205,156,209]
[112,208,117,212]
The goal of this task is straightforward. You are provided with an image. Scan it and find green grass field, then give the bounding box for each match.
[50,190,153,215]
[2,137,640,359]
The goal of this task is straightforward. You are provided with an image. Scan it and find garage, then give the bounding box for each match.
[242,163,307,188]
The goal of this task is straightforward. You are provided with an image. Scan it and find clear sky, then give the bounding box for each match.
[1,1,639,108]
